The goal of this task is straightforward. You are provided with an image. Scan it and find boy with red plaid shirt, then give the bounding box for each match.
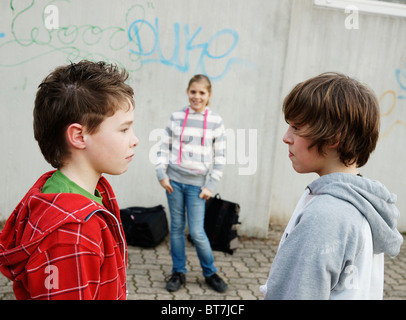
[0,60,139,300]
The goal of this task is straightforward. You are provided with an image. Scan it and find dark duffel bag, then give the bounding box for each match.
[120,205,169,247]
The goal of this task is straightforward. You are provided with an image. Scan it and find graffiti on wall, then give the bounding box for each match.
[379,64,406,139]
[128,17,244,80]
[0,0,247,80]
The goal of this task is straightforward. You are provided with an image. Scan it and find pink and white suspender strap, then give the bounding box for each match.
[202,108,208,146]
[177,108,189,165]
[177,107,208,165]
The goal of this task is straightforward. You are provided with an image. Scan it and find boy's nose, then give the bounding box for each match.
[283,129,292,145]
[132,134,139,148]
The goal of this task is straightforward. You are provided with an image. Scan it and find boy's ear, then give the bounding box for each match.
[327,134,341,149]
[327,140,340,149]
[65,123,86,150]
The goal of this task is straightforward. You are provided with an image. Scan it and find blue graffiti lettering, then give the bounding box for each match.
[128,17,244,80]
[395,65,406,99]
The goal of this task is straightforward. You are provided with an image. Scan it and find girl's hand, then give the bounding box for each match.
[199,187,212,200]
[159,178,174,194]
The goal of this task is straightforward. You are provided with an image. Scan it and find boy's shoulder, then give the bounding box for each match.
[289,194,367,262]
[301,193,365,231]
[17,171,116,230]
[295,174,372,239]
[0,172,107,268]
[300,173,403,257]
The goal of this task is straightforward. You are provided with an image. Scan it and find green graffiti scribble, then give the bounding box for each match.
[1,0,147,72]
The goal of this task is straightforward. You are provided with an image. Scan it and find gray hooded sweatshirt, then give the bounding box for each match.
[263,173,403,300]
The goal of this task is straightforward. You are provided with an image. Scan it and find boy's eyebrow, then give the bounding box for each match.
[121,120,134,126]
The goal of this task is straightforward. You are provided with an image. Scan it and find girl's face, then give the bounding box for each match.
[187,81,211,113]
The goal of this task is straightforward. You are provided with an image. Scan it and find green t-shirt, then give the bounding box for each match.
[42,170,104,206]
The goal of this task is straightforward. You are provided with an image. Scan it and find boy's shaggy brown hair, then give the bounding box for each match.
[283,72,380,168]
[34,60,134,168]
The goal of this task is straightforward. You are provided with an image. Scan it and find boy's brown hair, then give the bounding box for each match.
[34,60,134,168]
[283,72,380,168]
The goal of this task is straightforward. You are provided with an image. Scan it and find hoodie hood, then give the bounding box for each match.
[308,173,403,257]
[0,171,104,281]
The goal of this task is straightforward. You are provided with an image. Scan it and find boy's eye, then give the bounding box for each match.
[286,120,304,132]
[287,122,299,131]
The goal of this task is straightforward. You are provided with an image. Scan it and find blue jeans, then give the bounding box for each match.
[166,180,217,277]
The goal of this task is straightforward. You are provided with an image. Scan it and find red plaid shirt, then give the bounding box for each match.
[0,171,127,300]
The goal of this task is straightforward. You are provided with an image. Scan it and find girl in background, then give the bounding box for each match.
[155,74,227,293]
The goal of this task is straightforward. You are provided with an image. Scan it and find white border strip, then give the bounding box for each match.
[314,0,406,18]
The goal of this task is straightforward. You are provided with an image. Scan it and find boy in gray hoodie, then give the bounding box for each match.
[263,72,403,299]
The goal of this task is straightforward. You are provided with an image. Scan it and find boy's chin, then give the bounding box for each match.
[105,167,130,176]
[292,165,311,175]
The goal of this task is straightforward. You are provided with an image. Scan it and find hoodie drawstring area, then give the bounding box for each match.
[177,107,208,165]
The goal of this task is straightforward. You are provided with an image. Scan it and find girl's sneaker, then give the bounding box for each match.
[205,273,228,293]
[166,272,186,292]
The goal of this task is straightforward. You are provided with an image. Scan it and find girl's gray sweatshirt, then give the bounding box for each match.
[155,106,226,191]
[263,173,403,300]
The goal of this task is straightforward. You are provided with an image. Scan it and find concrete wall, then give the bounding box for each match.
[0,0,405,238]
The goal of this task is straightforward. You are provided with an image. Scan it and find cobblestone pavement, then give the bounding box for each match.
[0,225,405,300]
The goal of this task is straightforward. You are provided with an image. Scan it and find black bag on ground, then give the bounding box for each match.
[120,205,168,248]
[204,194,240,254]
